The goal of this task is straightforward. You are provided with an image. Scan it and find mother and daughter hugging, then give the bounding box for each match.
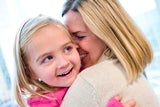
[13,0,160,107]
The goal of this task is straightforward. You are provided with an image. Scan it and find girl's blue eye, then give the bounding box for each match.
[42,55,53,63]
[64,45,73,54]
[47,56,53,60]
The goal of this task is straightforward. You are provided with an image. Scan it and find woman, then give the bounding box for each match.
[60,0,160,107]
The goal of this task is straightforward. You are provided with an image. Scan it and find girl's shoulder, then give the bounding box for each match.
[27,87,68,107]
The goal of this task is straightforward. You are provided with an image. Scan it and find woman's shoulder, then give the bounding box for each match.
[79,59,126,78]
[76,59,128,90]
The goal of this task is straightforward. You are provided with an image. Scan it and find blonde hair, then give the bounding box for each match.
[63,0,153,82]
[14,14,73,106]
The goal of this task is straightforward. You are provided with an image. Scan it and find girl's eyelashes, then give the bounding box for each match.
[40,45,74,64]
[39,43,76,64]
[64,45,73,54]
[42,55,53,63]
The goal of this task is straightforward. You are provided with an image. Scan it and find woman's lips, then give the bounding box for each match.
[80,53,87,59]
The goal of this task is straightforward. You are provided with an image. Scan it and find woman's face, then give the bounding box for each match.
[63,10,106,69]
[25,23,81,87]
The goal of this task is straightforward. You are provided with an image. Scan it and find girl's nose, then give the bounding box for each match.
[57,55,69,69]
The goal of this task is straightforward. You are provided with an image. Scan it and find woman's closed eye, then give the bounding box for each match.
[72,33,85,40]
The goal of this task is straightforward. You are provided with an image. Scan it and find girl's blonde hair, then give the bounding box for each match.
[14,14,73,106]
[63,0,153,82]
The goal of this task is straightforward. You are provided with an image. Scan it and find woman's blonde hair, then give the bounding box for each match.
[62,0,153,82]
[14,14,73,106]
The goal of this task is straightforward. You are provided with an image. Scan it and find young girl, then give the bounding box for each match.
[14,14,137,107]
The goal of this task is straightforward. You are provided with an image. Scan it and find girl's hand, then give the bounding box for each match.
[106,95,139,107]
[115,95,139,107]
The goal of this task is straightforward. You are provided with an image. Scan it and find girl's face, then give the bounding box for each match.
[25,23,81,87]
[63,10,106,69]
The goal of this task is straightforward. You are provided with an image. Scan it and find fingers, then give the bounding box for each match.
[123,99,139,107]
[114,95,122,102]
[110,95,140,107]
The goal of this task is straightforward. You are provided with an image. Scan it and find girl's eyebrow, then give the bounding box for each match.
[35,41,73,62]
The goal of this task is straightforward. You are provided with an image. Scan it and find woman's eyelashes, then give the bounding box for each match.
[72,33,85,40]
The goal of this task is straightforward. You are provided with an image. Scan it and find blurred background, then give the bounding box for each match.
[0,0,159,106]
